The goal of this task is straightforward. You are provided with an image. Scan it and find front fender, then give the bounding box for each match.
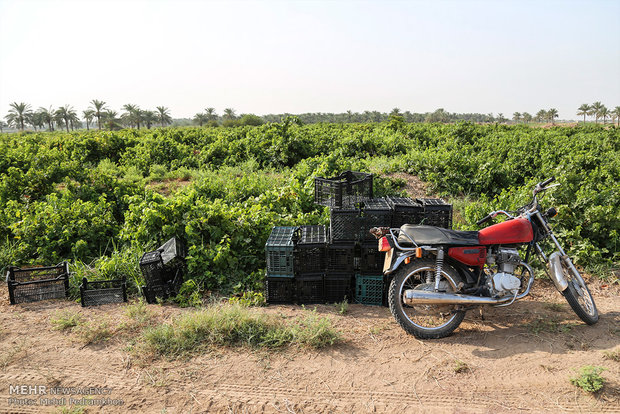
[548,251,569,292]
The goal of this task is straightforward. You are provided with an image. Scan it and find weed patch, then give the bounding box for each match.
[543,302,565,312]
[570,365,606,393]
[453,360,471,374]
[334,298,349,315]
[228,290,266,307]
[74,321,113,345]
[527,317,574,335]
[141,303,340,357]
[50,310,82,331]
[603,349,620,362]
[122,299,155,329]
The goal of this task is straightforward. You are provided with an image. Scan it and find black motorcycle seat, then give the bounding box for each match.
[397,224,480,246]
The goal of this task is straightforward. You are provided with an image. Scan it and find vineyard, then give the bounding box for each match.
[0,121,618,299]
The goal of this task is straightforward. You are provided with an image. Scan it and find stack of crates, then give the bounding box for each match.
[295,225,328,304]
[388,196,424,228]
[315,170,373,209]
[418,198,453,228]
[139,237,185,304]
[264,171,453,306]
[265,226,297,303]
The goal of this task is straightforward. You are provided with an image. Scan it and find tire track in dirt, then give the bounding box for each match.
[148,379,618,413]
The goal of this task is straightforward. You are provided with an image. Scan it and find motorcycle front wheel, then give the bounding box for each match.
[561,260,599,325]
[388,259,465,339]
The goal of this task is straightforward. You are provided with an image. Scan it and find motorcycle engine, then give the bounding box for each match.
[486,248,522,297]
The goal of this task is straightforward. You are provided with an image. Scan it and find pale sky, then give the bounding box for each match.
[0,0,618,120]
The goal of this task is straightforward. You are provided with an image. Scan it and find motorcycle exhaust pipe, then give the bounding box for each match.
[403,262,537,307]
[403,290,513,306]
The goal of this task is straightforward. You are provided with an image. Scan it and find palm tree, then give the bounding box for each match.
[5,102,33,130]
[0,121,7,132]
[55,105,77,132]
[89,99,108,130]
[142,110,157,129]
[69,110,80,131]
[29,112,45,131]
[390,108,402,116]
[83,109,95,130]
[37,106,55,131]
[223,108,236,120]
[612,106,620,127]
[577,104,591,123]
[102,110,122,130]
[535,110,546,123]
[548,108,558,125]
[122,104,138,128]
[193,112,208,126]
[205,107,217,121]
[591,101,603,124]
[599,106,609,124]
[522,112,532,124]
[512,112,521,123]
[156,106,172,127]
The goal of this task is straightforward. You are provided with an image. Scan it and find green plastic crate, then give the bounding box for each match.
[354,274,384,306]
[265,226,297,278]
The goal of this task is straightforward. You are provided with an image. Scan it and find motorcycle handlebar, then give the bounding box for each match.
[476,214,493,226]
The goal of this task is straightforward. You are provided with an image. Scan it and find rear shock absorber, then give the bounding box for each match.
[434,248,444,291]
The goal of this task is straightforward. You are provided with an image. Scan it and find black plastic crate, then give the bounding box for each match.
[295,246,327,274]
[388,196,425,227]
[418,198,453,228]
[158,237,186,270]
[360,242,386,273]
[330,207,361,241]
[169,266,184,295]
[265,226,297,278]
[6,263,69,305]
[139,251,166,286]
[354,274,384,306]
[141,284,171,304]
[266,277,295,304]
[140,266,184,304]
[315,171,373,208]
[296,225,329,244]
[80,277,127,307]
[324,272,353,303]
[294,225,328,274]
[327,243,355,272]
[296,273,324,304]
[361,198,392,240]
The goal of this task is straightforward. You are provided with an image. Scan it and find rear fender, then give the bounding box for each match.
[384,250,416,275]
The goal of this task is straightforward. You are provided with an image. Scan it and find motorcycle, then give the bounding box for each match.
[373,177,599,339]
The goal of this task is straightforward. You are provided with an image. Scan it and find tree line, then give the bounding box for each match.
[3,101,619,132]
[2,100,173,132]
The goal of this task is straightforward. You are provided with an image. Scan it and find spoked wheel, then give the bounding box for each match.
[388,259,465,339]
[561,259,599,325]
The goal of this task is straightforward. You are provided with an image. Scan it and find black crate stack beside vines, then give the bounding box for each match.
[265,171,453,306]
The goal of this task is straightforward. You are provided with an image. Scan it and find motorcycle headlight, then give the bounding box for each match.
[545,207,558,218]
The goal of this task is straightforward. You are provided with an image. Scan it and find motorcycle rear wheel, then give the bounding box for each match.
[388,259,465,339]
[561,262,599,325]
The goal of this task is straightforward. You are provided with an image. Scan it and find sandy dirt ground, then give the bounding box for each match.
[0,277,618,414]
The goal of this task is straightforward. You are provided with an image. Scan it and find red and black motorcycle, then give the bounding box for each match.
[375,178,599,339]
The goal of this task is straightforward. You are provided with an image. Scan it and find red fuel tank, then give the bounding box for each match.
[478,218,533,245]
